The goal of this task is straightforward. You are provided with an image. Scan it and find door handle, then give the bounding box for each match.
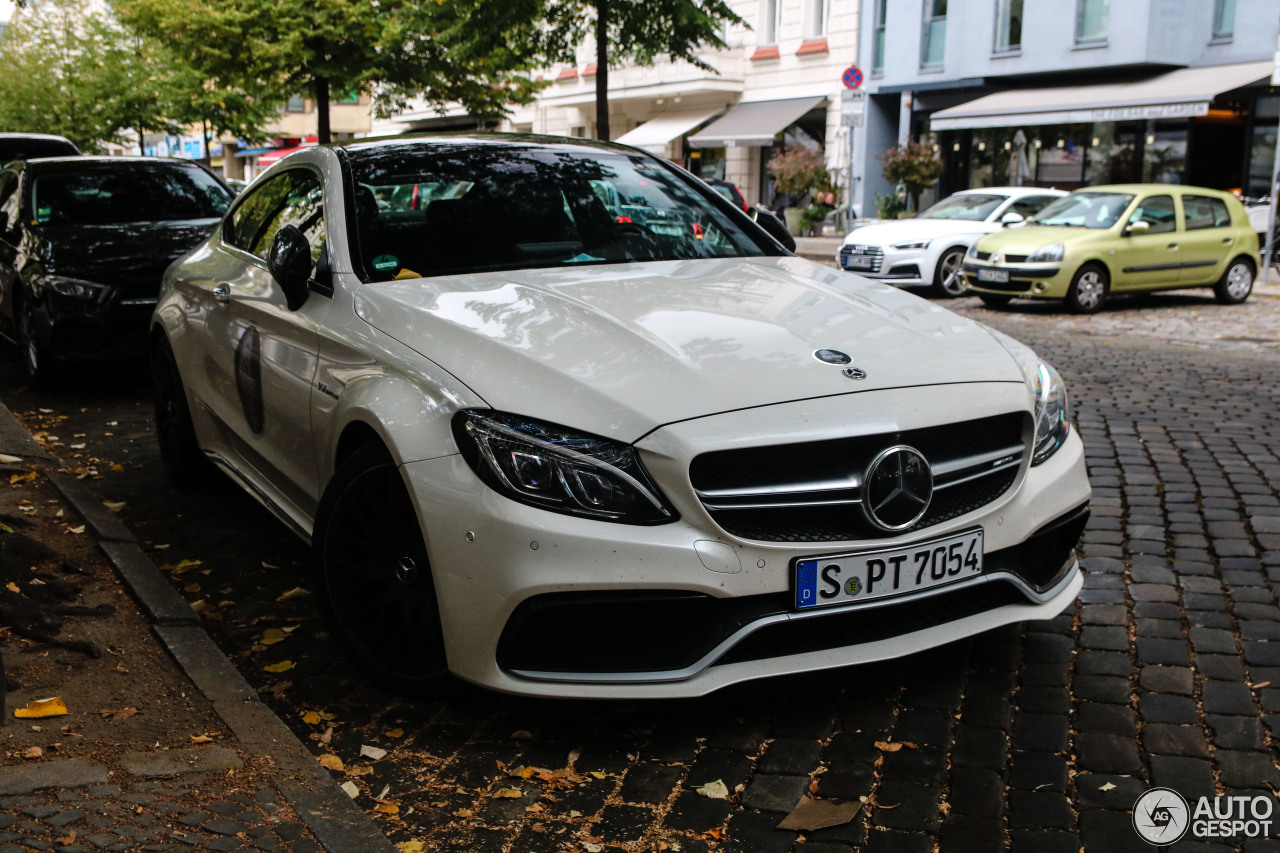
[213,284,230,303]
[1222,237,1231,243]
[1166,243,1178,249]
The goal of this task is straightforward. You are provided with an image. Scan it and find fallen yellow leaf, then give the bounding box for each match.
[103,500,126,512]
[493,788,524,799]
[374,802,399,815]
[9,471,36,484]
[318,754,344,771]
[14,697,68,719]
[5,581,19,593]
[65,525,85,535]
[263,661,295,673]
[384,728,404,738]
[110,464,124,472]
[276,586,311,602]
[302,711,321,725]
[261,628,287,646]
[190,735,214,744]
[589,771,607,780]
[22,746,42,759]
[396,842,425,853]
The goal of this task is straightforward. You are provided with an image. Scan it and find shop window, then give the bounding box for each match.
[284,94,306,113]
[1075,0,1107,44]
[872,0,888,73]
[1035,127,1090,186]
[993,0,1022,52]
[1183,195,1230,230]
[1213,0,1235,38]
[1128,195,1175,234]
[807,0,829,37]
[921,0,947,67]
[761,0,781,45]
[1087,122,1142,185]
[1247,97,1279,198]
[1143,121,1187,184]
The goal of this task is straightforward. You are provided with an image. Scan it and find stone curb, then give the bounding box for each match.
[0,398,396,853]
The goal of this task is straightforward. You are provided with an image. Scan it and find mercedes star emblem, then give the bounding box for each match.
[863,445,933,531]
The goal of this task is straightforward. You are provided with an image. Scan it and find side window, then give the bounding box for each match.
[224,170,325,263]
[1128,195,1176,234]
[0,172,19,234]
[1007,195,1059,219]
[1183,195,1231,231]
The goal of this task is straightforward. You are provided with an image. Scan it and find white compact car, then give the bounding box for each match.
[838,187,1066,297]
[152,136,1090,698]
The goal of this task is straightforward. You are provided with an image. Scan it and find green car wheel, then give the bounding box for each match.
[1066,264,1108,314]
[1214,258,1253,305]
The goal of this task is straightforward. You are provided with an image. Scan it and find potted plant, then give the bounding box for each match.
[767,147,832,235]
[881,140,945,213]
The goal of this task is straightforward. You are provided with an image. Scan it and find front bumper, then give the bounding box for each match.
[404,388,1090,698]
[838,244,929,284]
[962,261,1069,298]
[35,289,155,362]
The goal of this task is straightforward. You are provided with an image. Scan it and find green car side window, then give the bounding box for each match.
[1183,195,1230,231]
[1128,195,1176,235]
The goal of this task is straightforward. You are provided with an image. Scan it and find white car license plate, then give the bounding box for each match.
[846,255,875,270]
[794,528,983,610]
[977,268,1010,283]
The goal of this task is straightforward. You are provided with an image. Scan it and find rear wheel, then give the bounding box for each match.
[16,295,57,390]
[1214,258,1254,305]
[1066,263,1108,314]
[977,294,1011,308]
[313,443,449,695]
[931,247,968,298]
[151,336,210,486]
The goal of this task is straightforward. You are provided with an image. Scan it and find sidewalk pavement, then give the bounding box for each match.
[0,404,394,853]
[792,235,1280,299]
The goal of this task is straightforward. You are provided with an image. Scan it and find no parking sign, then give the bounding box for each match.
[842,66,864,89]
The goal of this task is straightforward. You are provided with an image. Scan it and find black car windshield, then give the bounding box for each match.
[0,138,78,162]
[1030,192,1135,229]
[345,143,769,280]
[918,193,1007,221]
[30,163,231,225]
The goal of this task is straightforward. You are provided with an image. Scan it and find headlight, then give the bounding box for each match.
[966,242,981,258]
[890,239,931,250]
[1027,242,1065,263]
[452,411,676,524]
[38,275,110,303]
[983,328,1071,465]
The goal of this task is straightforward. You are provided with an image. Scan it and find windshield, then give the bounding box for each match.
[345,143,769,280]
[31,163,231,225]
[0,138,78,162]
[918,193,1007,221]
[1030,192,1135,229]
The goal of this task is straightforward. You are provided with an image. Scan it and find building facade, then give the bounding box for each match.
[374,0,863,210]
[852,0,1279,216]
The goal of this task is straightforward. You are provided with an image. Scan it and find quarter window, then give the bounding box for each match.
[921,0,947,67]
[1183,195,1231,230]
[1128,195,1176,235]
[994,0,1022,52]
[1075,0,1108,43]
[225,169,326,263]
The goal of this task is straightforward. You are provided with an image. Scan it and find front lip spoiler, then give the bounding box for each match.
[507,564,1077,685]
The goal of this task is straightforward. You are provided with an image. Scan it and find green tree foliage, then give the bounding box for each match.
[767,148,831,196]
[540,0,744,141]
[117,0,550,144]
[881,141,946,212]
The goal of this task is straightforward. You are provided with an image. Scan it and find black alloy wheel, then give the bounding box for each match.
[151,336,210,486]
[313,443,449,694]
[17,294,57,390]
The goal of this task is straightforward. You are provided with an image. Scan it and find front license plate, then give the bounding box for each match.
[846,255,875,270]
[794,528,984,610]
[977,268,1010,283]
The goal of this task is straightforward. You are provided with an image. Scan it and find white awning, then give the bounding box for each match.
[930,60,1272,131]
[615,110,721,154]
[688,96,826,148]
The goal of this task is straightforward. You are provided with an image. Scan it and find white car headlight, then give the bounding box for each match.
[983,329,1071,466]
[966,242,981,258]
[1027,242,1065,263]
[890,239,931,250]
[453,411,676,524]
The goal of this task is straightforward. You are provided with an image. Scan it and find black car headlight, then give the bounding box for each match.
[452,411,676,524]
[38,275,110,304]
[983,327,1071,466]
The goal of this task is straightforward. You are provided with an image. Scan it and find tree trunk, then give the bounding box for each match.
[315,77,331,144]
[594,0,609,141]
[137,125,146,156]
[202,120,211,166]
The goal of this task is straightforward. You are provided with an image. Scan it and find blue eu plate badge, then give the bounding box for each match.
[795,560,818,609]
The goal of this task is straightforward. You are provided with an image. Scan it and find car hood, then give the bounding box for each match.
[976,224,1102,254]
[35,219,219,293]
[843,218,992,245]
[355,257,1026,441]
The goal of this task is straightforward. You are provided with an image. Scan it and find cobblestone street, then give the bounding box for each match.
[2,287,1279,852]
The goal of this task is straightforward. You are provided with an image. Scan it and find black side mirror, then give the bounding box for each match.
[267,225,311,311]
[750,205,797,252]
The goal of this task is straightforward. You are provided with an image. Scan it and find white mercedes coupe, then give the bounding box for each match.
[151,135,1090,698]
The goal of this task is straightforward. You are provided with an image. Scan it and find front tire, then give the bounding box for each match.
[312,443,449,695]
[151,335,210,486]
[1214,258,1254,305]
[1066,263,1108,314]
[931,247,968,298]
[17,295,57,390]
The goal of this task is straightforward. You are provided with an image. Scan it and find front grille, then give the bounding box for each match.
[1004,254,1029,263]
[973,278,1033,293]
[713,581,1029,666]
[973,251,991,261]
[691,412,1026,543]
[839,244,884,273]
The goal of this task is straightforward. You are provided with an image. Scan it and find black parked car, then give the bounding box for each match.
[0,133,80,163]
[0,157,232,387]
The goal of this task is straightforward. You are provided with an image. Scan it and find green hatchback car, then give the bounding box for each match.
[962,184,1260,313]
